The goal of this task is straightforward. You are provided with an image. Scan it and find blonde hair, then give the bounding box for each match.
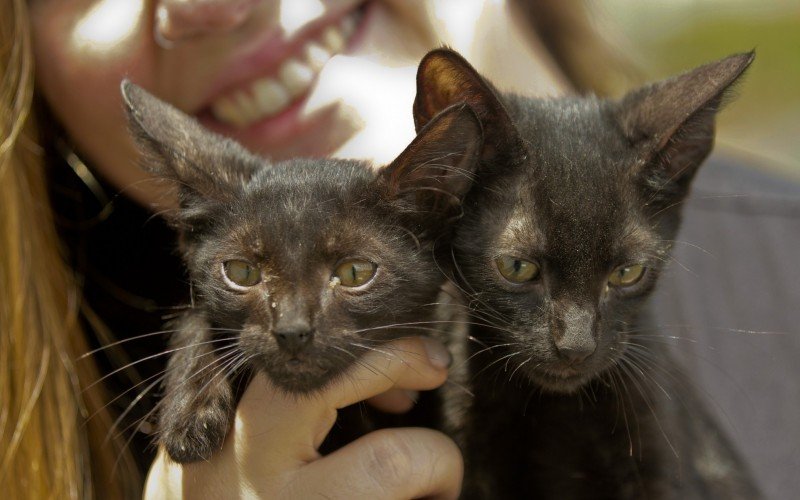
[0,0,139,497]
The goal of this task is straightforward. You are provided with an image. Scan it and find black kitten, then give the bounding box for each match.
[414,50,761,498]
[121,82,481,463]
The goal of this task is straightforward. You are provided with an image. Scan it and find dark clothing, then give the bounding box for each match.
[652,156,800,500]
[49,152,185,470]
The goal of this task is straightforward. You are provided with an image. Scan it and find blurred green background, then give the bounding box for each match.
[597,0,799,180]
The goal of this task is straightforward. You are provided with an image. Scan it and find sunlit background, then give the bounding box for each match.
[594,0,799,180]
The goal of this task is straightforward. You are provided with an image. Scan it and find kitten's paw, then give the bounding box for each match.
[161,405,231,463]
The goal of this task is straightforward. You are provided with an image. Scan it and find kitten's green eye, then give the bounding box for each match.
[608,264,645,287]
[334,260,377,287]
[496,256,540,283]
[223,260,261,287]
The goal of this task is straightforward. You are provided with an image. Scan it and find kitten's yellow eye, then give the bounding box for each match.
[496,256,540,283]
[223,260,261,287]
[608,264,645,287]
[334,260,377,287]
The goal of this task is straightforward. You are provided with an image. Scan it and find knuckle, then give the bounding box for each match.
[422,429,464,474]
[360,430,416,491]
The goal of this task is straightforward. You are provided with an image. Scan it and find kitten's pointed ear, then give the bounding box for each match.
[616,52,754,201]
[379,103,482,236]
[121,80,261,203]
[414,48,523,162]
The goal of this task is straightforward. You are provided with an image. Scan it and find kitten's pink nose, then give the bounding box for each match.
[155,0,260,42]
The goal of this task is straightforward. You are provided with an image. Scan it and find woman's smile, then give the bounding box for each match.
[200,3,366,129]
[196,1,373,157]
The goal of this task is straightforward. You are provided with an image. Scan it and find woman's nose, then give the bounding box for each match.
[155,0,261,42]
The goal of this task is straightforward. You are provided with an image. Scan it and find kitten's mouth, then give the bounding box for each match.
[530,366,592,393]
[257,349,346,394]
[281,353,314,370]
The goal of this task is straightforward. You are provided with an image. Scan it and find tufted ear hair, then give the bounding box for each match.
[615,51,754,205]
[121,80,262,208]
[414,48,524,163]
[378,102,482,238]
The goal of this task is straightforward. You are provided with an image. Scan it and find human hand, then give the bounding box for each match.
[144,336,462,499]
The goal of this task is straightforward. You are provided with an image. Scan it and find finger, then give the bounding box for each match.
[237,336,449,425]
[233,373,333,463]
[233,337,450,459]
[367,389,419,414]
[324,336,451,410]
[289,428,463,500]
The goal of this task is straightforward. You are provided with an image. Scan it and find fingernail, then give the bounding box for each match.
[421,337,452,369]
[404,390,419,404]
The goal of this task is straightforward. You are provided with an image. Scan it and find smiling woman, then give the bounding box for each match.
[1,0,618,498]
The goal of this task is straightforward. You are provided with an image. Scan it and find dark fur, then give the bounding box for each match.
[414,49,761,498]
[121,82,482,463]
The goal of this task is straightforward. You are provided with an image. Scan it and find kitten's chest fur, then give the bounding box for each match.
[445,317,757,500]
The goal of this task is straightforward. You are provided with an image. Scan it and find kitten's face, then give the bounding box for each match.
[414,49,752,392]
[454,100,669,391]
[189,161,446,392]
[122,81,481,393]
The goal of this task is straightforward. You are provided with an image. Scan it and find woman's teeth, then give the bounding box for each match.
[305,42,332,72]
[210,11,359,128]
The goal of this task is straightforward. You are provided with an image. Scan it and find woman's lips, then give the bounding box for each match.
[203,6,363,129]
[199,96,340,159]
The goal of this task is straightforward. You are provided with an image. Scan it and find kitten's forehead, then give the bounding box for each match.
[496,198,546,254]
[496,96,652,272]
[216,159,384,257]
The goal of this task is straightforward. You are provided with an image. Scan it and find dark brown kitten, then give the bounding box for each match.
[414,49,761,498]
[121,82,481,463]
